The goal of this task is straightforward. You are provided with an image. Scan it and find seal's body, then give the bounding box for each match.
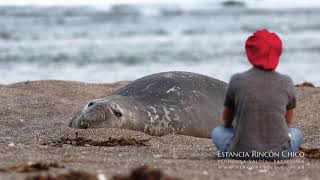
[69,71,227,138]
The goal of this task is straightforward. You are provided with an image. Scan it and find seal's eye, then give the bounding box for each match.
[112,109,122,118]
[88,101,95,107]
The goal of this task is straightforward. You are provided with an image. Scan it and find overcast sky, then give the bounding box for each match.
[0,0,319,8]
[0,0,197,6]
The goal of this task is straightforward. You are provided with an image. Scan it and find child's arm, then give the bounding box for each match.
[285,109,294,128]
[222,106,234,128]
[223,74,237,128]
[286,77,296,128]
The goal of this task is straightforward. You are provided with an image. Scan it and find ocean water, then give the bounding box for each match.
[0,1,320,85]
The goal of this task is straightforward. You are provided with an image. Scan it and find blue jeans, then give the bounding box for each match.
[212,126,304,159]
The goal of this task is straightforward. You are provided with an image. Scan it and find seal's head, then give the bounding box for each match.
[69,96,142,129]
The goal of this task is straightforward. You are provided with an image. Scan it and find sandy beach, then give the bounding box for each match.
[0,80,319,180]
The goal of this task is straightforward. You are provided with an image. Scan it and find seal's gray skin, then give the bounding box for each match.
[69,71,227,138]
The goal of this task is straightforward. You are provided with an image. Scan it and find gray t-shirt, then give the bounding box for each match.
[225,67,296,153]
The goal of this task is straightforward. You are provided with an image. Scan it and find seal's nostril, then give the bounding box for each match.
[83,124,89,129]
[80,120,89,129]
[88,101,95,107]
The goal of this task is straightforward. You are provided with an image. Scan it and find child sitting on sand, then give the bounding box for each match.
[212,29,303,160]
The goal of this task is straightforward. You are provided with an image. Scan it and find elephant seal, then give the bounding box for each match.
[69,71,227,138]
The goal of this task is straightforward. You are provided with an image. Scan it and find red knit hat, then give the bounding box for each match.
[245,29,283,70]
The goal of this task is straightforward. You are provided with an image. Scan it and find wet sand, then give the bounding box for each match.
[0,80,319,180]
